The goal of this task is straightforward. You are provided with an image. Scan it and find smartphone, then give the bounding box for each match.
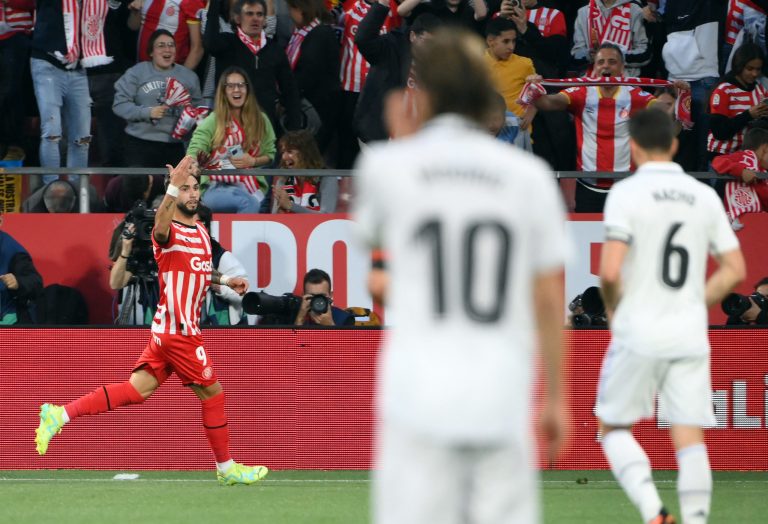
[228,145,243,158]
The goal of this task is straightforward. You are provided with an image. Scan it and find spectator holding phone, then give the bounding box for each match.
[187,66,276,213]
[707,43,768,165]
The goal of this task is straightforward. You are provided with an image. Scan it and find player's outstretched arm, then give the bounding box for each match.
[154,156,196,244]
[211,268,249,296]
[533,268,569,464]
[599,240,629,317]
[705,248,746,307]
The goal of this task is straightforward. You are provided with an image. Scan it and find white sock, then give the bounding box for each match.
[61,409,70,423]
[677,444,712,524]
[601,429,662,523]
[216,459,234,473]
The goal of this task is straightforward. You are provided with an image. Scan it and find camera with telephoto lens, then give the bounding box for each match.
[242,291,301,324]
[568,286,607,328]
[241,291,331,324]
[721,292,768,325]
[123,200,157,279]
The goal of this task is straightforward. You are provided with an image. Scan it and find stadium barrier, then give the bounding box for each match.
[4,213,768,325]
[2,328,766,471]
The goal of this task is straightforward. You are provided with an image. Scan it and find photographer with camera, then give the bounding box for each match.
[722,276,768,325]
[108,200,160,325]
[294,269,354,326]
[568,286,607,328]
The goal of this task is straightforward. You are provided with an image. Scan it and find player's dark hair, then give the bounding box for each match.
[754,276,768,290]
[742,127,768,150]
[196,204,213,234]
[147,29,174,57]
[410,13,441,36]
[629,109,675,152]
[596,42,625,64]
[303,268,332,290]
[414,28,497,126]
[485,16,517,38]
[730,42,765,78]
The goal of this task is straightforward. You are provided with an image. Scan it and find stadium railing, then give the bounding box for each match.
[0,167,764,213]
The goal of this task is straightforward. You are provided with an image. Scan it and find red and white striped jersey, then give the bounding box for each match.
[707,81,768,154]
[137,0,204,63]
[527,7,566,38]
[725,0,765,45]
[0,0,34,40]
[151,220,213,336]
[339,0,393,93]
[562,85,655,183]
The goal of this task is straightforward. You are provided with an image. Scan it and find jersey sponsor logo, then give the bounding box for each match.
[190,256,212,272]
[619,108,630,119]
[202,366,213,380]
[713,93,720,105]
[166,6,176,17]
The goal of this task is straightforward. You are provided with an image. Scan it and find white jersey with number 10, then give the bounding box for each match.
[353,115,567,443]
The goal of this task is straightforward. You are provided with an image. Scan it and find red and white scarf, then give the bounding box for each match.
[712,150,766,220]
[286,17,320,70]
[588,0,633,51]
[58,0,112,68]
[237,27,267,56]
[518,76,693,129]
[201,118,263,196]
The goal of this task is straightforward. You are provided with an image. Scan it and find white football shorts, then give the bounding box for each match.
[595,340,716,427]
[374,422,538,524]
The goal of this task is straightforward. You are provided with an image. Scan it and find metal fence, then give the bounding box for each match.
[0,166,760,213]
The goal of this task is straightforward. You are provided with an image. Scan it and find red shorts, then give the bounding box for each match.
[133,332,218,387]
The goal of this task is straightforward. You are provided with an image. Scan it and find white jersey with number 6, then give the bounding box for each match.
[603,161,740,358]
[354,115,568,443]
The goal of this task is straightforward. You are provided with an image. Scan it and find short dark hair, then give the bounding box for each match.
[233,0,267,17]
[754,276,768,290]
[730,42,765,77]
[147,29,174,57]
[485,16,517,38]
[629,109,675,152]
[410,13,441,36]
[303,268,332,290]
[414,28,497,125]
[596,42,625,63]
[742,127,768,150]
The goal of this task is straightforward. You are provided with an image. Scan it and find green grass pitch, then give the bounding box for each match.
[0,470,765,523]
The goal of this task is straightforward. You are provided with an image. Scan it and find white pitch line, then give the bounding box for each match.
[0,478,766,485]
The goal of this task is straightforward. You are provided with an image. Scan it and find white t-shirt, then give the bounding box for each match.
[353,115,568,443]
[604,161,740,358]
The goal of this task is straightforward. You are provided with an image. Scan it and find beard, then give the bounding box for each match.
[176,199,198,218]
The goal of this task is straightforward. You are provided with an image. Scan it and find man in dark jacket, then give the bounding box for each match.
[354,5,441,143]
[204,0,303,133]
[0,210,43,324]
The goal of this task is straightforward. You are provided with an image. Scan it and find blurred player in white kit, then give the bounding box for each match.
[353,28,570,524]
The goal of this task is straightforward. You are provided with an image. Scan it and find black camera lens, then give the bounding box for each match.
[571,313,592,327]
[309,295,329,314]
[721,293,752,317]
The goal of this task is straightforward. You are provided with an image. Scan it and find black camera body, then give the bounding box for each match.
[123,200,157,279]
[722,292,768,325]
[242,291,331,324]
[568,286,607,328]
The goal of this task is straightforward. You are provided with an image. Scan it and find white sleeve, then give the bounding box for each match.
[530,164,569,272]
[351,146,388,249]
[603,187,634,244]
[707,190,740,255]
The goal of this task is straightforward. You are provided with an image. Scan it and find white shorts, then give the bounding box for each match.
[595,341,716,427]
[374,422,538,524]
